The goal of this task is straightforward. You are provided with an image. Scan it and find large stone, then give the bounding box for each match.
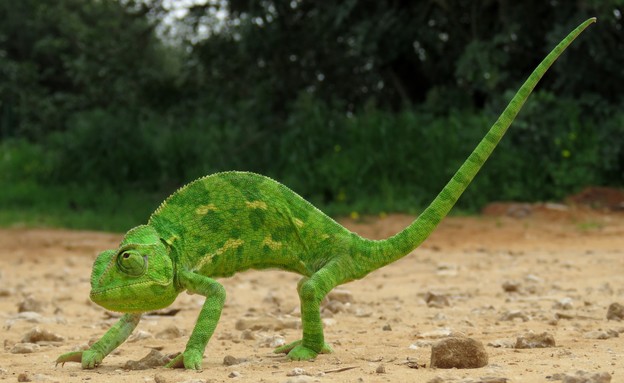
[430,337,488,369]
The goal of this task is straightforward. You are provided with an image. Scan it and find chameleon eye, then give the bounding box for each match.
[117,251,147,276]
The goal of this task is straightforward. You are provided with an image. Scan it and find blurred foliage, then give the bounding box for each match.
[0,0,623,230]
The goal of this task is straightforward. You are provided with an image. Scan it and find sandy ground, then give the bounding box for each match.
[1,205,623,383]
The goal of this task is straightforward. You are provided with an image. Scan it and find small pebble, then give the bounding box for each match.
[500,310,530,322]
[552,370,611,383]
[123,349,171,370]
[553,297,574,310]
[240,329,256,340]
[223,355,243,366]
[375,364,386,374]
[502,281,521,293]
[128,330,153,342]
[156,325,183,340]
[17,296,44,313]
[286,368,308,376]
[228,371,241,378]
[425,291,450,308]
[11,342,40,354]
[583,330,619,340]
[21,327,64,343]
[606,303,624,321]
[326,289,353,303]
[382,324,392,331]
[515,332,555,349]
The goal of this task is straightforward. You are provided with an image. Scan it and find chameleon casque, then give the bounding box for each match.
[57,19,595,370]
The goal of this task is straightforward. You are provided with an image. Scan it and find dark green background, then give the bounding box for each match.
[1,1,622,231]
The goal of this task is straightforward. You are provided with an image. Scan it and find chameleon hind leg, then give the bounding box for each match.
[275,263,346,360]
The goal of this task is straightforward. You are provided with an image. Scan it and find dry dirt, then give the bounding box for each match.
[1,205,623,383]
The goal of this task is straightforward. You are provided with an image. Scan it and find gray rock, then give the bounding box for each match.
[123,349,172,370]
[515,332,555,349]
[11,342,40,354]
[425,291,451,308]
[17,296,45,313]
[551,370,611,383]
[583,330,619,340]
[21,327,64,343]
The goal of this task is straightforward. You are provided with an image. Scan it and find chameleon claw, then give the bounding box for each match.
[56,351,84,367]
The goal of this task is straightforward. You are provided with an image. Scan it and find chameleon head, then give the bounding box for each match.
[89,225,178,313]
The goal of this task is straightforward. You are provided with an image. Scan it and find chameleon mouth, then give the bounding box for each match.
[89,283,175,313]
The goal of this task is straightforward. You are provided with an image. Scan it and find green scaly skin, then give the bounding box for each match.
[56,18,595,370]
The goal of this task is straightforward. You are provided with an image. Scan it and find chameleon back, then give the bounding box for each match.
[148,171,356,277]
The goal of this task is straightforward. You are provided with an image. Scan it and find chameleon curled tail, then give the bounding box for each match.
[367,17,597,269]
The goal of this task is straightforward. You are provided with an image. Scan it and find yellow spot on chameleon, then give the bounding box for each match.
[216,238,245,255]
[195,238,245,271]
[246,200,268,210]
[262,236,282,250]
[293,218,304,228]
[195,204,218,215]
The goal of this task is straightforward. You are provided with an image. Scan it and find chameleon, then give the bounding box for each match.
[56,18,595,370]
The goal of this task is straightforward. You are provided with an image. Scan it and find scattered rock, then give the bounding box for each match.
[375,364,386,374]
[553,297,574,310]
[515,332,555,349]
[128,330,153,342]
[11,342,40,354]
[417,328,456,339]
[17,373,31,382]
[235,316,299,331]
[156,325,183,340]
[430,337,488,369]
[487,339,515,348]
[123,349,172,370]
[263,291,282,306]
[322,300,347,314]
[583,329,619,340]
[240,329,256,340]
[550,370,611,383]
[326,289,353,303]
[606,303,624,321]
[286,368,309,376]
[0,287,12,297]
[258,334,286,348]
[154,374,168,383]
[502,281,521,293]
[21,327,64,343]
[436,263,459,276]
[228,371,241,378]
[223,355,246,366]
[425,291,451,308]
[500,310,530,322]
[284,376,315,383]
[382,324,392,331]
[17,296,45,313]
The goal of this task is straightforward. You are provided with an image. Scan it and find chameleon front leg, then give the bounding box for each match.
[166,270,226,370]
[57,313,141,369]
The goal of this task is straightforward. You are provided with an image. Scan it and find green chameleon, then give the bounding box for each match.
[57,18,595,370]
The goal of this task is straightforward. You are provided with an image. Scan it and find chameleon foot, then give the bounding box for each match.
[274,340,333,357]
[165,350,203,370]
[56,350,103,369]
